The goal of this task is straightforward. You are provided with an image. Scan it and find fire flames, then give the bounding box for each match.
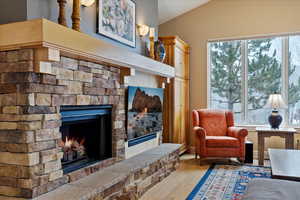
[64,137,72,148]
[61,137,86,162]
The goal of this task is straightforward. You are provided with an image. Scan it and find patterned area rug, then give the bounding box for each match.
[186,165,271,200]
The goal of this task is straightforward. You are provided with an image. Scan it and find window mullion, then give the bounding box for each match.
[282,37,289,126]
[241,40,248,123]
[207,43,211,108]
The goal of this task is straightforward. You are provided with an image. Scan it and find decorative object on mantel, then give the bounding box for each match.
[149,27,155,38]
[97,0,136,47]
[154,40,166,62]
[72,0,81,31]
[137,24,149,37]
[264,93,287,129]
[148,28,166,63]
[81,0,95,7]
[57,0,67,26]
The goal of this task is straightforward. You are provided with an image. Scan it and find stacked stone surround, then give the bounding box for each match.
[0,49,126,199]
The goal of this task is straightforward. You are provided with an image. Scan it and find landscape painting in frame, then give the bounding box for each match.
[97,0,136,47]
[127,86,164,141]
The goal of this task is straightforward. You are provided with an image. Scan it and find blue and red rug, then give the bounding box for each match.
[186,165,271,200]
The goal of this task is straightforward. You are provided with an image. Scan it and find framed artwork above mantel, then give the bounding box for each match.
[97,0,136,48]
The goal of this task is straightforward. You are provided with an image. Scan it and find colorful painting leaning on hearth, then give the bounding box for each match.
[127,86,164,141]
[97,0,136,47]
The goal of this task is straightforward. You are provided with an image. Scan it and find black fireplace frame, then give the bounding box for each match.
[60,105,113,174]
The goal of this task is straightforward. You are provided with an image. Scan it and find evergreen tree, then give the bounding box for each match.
[210,41,242,110]
[247,39,281,110]
[211,38,300,114]
[288,53,300,123]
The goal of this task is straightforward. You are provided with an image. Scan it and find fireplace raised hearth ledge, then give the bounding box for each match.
[35,144,181,200]
[0,19,175,79]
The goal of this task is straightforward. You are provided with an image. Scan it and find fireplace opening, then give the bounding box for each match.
[60,105,112,174]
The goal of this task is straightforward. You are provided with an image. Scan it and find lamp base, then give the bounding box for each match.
[268,110,282,129]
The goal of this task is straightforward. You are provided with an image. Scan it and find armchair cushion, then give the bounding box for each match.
[198,110,228,136]
[206,136,240,148]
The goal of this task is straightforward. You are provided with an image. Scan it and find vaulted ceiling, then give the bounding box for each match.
[158,0,210,24]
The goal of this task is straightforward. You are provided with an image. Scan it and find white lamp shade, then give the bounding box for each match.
[264,94,287,109]
[81,0,95,7]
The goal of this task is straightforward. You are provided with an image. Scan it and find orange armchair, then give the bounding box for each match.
[192,109,248,162]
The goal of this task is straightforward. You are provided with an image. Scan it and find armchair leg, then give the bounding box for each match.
[195,153,198,159]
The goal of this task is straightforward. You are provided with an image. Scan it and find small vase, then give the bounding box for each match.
[154,40,166,62]
[268,110,282,129]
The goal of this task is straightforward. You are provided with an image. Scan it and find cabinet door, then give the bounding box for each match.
[173,78,188,146]
[174,48,185,78]
[174,79,182,106]
[173,105,181,144]
[174,47,189,79]
[178,106,184,144]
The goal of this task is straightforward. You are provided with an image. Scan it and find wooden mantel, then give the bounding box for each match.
[0,19,174,78]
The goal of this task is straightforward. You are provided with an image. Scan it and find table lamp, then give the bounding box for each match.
[264,94,287,129]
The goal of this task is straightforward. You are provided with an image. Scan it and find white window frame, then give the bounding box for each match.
[207,35,300,128]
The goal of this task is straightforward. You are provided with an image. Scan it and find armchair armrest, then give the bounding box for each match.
[227,127,248,139]
[193,126,206,139]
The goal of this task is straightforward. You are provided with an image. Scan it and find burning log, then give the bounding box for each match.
[61,137,86,162]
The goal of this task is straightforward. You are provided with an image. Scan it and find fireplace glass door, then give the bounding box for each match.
[60,105,112,173]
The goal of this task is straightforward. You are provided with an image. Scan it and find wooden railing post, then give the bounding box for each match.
[57,0,67,26]
[72,0,81,31]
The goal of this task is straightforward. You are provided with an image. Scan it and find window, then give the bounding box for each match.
[210,41,242,123]
[209,35,300,126]
[247,38,282,124]
[288,36,300,125]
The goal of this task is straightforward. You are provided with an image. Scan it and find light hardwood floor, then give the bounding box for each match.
[141,154,269,200]
[141,154,209,200]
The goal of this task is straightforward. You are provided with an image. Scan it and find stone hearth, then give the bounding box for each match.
[37,144,180,200]
[0,49,126,199]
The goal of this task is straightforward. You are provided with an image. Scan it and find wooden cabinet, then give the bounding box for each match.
[155,36,190,154]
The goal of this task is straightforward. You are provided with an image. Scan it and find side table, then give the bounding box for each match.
[256,127,296,166]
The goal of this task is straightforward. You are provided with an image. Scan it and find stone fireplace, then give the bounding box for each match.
[0,19,179,200]
[0,49,126,198]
